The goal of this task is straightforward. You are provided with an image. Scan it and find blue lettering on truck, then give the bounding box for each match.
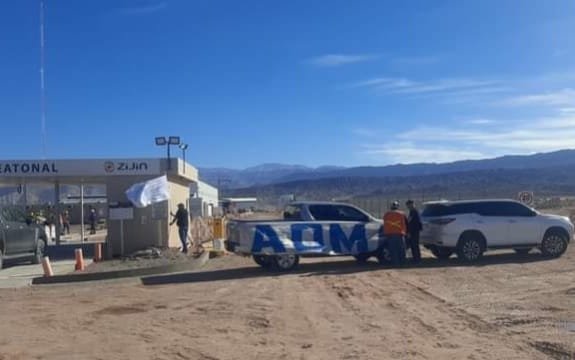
[251,225,286,253]
[250,223,370,254]
[329,224,368,253]
[291,223,324,252]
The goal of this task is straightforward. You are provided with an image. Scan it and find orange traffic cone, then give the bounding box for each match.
[74,248,85,271]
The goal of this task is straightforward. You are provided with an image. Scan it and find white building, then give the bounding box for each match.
[189,181,219,217]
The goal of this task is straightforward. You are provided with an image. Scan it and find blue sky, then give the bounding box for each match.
[1,0,574,168]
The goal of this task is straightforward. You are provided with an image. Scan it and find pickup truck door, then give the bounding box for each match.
[308,204,381,253]
[0,208,36,255]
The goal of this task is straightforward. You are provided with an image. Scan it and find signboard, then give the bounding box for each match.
[109,207,134,220]
[518,191,534,205]
[151,201,169,220]
[0,159,161,177]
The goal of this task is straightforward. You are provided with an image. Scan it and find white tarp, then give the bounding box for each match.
[125,175,170,208]
[227,220,383,256]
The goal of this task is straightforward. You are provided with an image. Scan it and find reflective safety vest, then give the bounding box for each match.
[383,210,407,236]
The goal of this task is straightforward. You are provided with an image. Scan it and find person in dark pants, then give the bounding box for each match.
[406,200,423,264]
[383,201,408,266]
[170,203,189,253]
[88,208,97,235]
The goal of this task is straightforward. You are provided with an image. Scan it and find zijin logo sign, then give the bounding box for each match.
[0,162,58,174]
[104,162,115,173]
[104,161,150,173]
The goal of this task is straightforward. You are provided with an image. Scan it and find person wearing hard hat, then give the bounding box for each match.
[383,201,408,266]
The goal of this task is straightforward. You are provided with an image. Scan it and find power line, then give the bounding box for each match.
[40,0,47,158]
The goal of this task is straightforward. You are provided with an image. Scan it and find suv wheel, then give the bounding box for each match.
[457,233,485,262]
[540,231,568,258]
[32,239,46,265]
[253,255,272,268]
[271,254,300,272]
[429,245,454,260]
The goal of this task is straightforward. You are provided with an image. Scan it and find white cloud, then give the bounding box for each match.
[466,118,495,125]
[362,143,487,164]
[361,114,575,164]
[352,76,505,99]
[307,54,378,67]
[118,2,167,15]
[499,88,575,107]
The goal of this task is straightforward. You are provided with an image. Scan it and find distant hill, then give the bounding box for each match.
[226,165,575,204]
[199,163,345,188]
[201,149,575,189]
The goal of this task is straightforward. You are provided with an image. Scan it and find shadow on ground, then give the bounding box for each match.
[141,252,556,286]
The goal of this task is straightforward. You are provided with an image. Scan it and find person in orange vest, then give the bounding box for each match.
[383,201,408,266]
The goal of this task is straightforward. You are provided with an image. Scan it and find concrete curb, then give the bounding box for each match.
[32,251,210,285]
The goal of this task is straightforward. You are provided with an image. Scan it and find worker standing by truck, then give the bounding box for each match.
[406,199,423,264]
[383,201,408,266]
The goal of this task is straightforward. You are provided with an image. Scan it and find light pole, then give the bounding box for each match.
[155,136,181,171]
[179,143,189,173]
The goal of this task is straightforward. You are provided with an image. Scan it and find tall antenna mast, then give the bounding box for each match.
[40,0,47,158]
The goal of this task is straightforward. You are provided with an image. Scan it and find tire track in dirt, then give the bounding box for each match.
[317,270,546,359]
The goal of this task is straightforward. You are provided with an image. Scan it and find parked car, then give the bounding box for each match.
[0,207,47,269]
[226,201,386,271]
[420,199,574,262]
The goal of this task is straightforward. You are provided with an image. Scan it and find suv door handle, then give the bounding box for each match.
[508,220,517,223]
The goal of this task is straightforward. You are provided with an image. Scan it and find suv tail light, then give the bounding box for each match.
[430,218,456,225]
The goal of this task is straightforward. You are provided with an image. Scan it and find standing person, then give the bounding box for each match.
[88,208,97,235]
[406,200,423,264]
[62,209,71,235]
[383,201,408,266]
[170,203,189,254]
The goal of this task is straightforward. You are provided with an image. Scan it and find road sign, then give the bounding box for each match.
[518,191,534,205]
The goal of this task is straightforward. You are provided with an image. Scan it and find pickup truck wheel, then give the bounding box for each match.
[353,253,371,264]
[429,245,454,260]
[456,234,485,262]
[252,255,272,268]
[271,254,299,272]
[32,240,46,265]
[540,231,568,258]
[513,248,532,255]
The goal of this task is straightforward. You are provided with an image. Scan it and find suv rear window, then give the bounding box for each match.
[421,204,451,217]
[422,203,480,217]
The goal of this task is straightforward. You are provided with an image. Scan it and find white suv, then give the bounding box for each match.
[420,199,574,262]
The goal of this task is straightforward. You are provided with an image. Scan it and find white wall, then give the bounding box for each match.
[189,181,219,217]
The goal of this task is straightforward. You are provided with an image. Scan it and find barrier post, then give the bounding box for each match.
[41,256,53,277]
[93,243,102,262]
[74,248,85,271]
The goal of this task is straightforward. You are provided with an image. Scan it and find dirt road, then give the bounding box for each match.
[1,247,574,360]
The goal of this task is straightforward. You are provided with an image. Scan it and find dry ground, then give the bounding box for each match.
[1,229,575,359]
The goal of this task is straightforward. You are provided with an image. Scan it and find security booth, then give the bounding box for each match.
[0,158,198,257]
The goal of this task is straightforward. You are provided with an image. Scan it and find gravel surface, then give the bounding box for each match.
[82,248,203,273]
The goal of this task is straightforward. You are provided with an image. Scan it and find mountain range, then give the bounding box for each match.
[199,149,575,189]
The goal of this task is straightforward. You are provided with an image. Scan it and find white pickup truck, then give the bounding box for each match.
[225,201,387,271]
